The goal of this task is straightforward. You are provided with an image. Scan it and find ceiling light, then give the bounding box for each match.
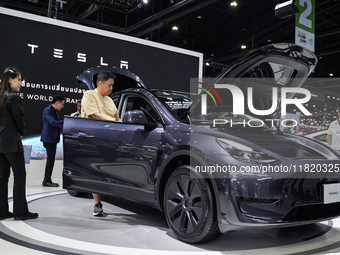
[142,0,148,3]
[330,73,334,76]
[197,15,202,19]
[172,26,178,31]
[241,45,246,49]
[206,62,210,66]
[274,0,299,19]
[230,1,237,6]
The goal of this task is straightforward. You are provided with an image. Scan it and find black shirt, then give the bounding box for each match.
[0,92,24,153]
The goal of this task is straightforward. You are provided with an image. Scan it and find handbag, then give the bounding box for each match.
[23,145,32,164]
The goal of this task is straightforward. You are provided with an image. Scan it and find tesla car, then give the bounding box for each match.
[304,130,328,144]
[63,43,340,244]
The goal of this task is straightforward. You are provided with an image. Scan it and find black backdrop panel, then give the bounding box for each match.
[0,8,201,136]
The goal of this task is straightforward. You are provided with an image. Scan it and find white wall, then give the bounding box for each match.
[9,160,63,186]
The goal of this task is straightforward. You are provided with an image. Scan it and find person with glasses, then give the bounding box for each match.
[0,67,38,220]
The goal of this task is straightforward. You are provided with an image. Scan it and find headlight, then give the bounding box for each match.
[216,138,280,164]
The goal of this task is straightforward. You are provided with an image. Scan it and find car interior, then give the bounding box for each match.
[121,96,161,123]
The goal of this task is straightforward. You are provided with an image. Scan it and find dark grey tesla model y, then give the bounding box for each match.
[63,43,340,243]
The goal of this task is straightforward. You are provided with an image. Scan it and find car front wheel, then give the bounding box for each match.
[164,165,221,243]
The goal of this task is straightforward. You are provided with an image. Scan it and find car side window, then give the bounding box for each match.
[316,134,327,143]
[123,96,161,122]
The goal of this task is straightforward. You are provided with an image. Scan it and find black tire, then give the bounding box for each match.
[67,189,88,197]
[163,165,221,243]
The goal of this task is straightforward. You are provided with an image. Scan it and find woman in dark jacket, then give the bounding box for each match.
[0,67,38,220]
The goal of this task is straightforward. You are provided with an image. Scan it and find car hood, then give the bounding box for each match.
[227,130,328,159]
[187,43,318,120]
[191,125,337,160]
[76,66,146,93]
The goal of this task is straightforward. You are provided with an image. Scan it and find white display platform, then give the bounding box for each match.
[2,187,340,255]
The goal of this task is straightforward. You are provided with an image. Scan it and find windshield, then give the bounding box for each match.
[151,90,195,120]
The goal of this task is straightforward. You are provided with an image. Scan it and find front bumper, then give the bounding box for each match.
[211,161,340,232]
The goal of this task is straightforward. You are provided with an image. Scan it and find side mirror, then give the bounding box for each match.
[123,110,159,130]
[122,110,148,123]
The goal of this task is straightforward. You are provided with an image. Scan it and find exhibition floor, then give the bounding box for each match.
[2,162,340,255]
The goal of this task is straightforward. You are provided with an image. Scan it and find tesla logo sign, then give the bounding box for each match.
[27,44,129,69]
[201,84,312,116]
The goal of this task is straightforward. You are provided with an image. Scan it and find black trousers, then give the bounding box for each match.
[0,152,28,215]
[43,142,57,183]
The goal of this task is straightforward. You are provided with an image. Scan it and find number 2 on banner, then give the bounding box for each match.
[298,0,312,29]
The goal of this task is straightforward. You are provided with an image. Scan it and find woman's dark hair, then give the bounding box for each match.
[0,67,23,117]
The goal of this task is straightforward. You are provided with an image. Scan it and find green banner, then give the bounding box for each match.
[295,0,315,33]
